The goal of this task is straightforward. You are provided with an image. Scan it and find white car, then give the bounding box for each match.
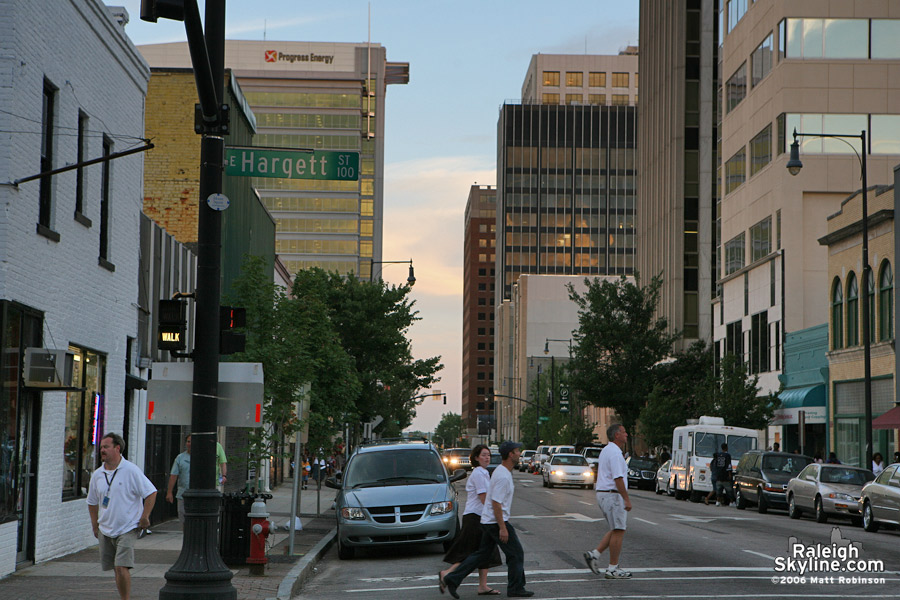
[655,459,673,495]
[582,446,605,471]
[542,453,594,489]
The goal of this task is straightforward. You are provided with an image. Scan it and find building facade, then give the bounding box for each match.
[521,50,639,107]
[461,185,497,440]
[0,1,148,572]
[638,0,719,347]
[139,41,409,280]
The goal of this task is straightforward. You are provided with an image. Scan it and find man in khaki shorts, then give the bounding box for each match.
[584,423,633,579]
[87,433,157,600]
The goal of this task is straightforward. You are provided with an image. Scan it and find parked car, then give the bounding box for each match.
[518,450,535,472]
[542,453,594,489]
[733,450,813,513]
[625,456,659,491]
[655,459,674,495]
[787,463,874,524]
[326,439,466,559]
[487,452,503,476]
[581,446,605,472]
[441,448,472,471]
[859,462,900,532]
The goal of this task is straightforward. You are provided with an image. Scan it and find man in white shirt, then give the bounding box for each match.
[584,423,633,579]
[87,433,157,600]
[441,441,534,598]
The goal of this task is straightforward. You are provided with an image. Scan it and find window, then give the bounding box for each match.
[63,346,107,500]
[611,72,629,87]
[588,94,606,105]
[725,320,743,361]
[724,232,745,275]
[784,18,868,59]
[727,0,748,34]
[39,80,56,233]
[871,116,900,155]
[847,273,859,347]
[879,261,893,341]
[75,111,89,222]
[565,94,583,105]
[784,114,866,154]
[99,135,112,267]
[542,93,560,105]
[751,34,773,88]
[749,124,771,176]
[566,72,583,87]
[611,94,629,106]
[749,216,771,262]
[750,311,770,374]
[542,71,560,86]
[589,72,606,87]
[724,147,745,195]
[872,20,900,59]
[726,62,746,113]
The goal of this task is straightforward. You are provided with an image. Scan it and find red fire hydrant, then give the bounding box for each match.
[247,498,270,576]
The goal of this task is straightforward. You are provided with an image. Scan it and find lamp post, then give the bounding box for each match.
[370,259,415,285]
[787,128,872,468]
[544,338,574,431]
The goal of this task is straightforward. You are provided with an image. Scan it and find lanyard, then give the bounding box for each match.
[103,468,119,498]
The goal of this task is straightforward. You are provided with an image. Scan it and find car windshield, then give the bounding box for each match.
[583,448,602,459]
[820,467,875,485]
[694,433,724,457]
[522,450,535,457]
[490,454,502,464]
[762,455,812,474]
[629,458,658,470]
[346,449,446,488]
[551,455,587,466]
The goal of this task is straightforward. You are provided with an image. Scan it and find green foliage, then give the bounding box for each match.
[711,354,780,430]
[516,364,597,448]
[435,413,464,448]
[568,273,680,452]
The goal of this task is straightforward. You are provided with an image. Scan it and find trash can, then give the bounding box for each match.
[219,492,253,565]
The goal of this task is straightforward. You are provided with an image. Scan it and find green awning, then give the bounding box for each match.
[778,384,826,409]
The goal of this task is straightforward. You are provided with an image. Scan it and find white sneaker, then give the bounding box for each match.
[583,551,602,575]
[716,501,721,506]
[605,568,633,579]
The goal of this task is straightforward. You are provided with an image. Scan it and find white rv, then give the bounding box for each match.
[669,416,759,501]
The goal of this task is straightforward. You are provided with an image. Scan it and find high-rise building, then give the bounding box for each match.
[638,0,719,348]
[139,41,409,280]
[521,50,639,107]
[462,185,497,440]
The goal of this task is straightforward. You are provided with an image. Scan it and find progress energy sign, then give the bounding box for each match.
[225,147,359,181]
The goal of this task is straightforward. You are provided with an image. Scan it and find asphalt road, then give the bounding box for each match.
[300,468,900,599]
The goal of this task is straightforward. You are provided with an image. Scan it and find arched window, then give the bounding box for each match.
[880,261,893,342]
[847,273,858,347]
[832,277,843,350]
[867,269,875,343]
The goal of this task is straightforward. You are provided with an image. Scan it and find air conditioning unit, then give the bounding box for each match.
[24,348,75,388]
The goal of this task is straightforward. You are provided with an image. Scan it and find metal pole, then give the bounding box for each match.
[860,130,873,469]
[288,436,301,556]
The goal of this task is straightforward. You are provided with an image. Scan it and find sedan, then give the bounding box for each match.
[859,462,900,532]
[787,463,874,524]
[542,453,594,489]
[626,456,659,491]
[655,459,674,495]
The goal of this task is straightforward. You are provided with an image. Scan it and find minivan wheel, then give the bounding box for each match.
[757,488,768,514]
[815,497,827,523]
[788,494,802,519]
[337,536,355,560]
[862,501,879,532]
[735,487,747,510]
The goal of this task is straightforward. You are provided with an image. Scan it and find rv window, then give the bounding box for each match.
[694,433,724,457]
[727,435,756,458]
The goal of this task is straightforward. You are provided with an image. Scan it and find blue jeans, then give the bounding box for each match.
[444,522,526,593]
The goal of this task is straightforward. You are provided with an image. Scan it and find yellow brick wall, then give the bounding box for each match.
[143,71,202,244]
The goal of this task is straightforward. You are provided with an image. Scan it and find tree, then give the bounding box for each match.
[435,413,465,448]
[568,273,680,454]
[711,354,780,430]
[517,364,596,447]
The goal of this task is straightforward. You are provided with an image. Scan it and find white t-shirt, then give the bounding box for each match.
[594,443,628,491]
[481,464,514,524]
[464,466,491,516]
[87,458,157,538]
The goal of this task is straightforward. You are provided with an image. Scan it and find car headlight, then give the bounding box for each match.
[551,470,564,476]
[628,469,639,477]
[450,458,459,464]
[582,471,593,477]
[431,501,453,515]
[341,507,365,520]
[828,492,855,501]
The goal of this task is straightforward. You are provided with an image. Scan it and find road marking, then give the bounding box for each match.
[360,566,781,582]
[514,512,605,522]
[579,501,594,506]
[669,513,758,523]
[544,490,555,494]
[743,549,777,560]
[634,517,658,525]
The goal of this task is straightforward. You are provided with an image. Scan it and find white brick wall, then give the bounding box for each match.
[0,0,149,573]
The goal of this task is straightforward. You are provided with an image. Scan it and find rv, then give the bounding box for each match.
[670,416,759,502]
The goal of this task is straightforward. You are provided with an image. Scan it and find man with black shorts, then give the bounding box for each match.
[584,423,632,579]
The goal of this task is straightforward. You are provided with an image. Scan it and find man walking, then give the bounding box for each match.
[707,443,733,506]
[87,433,157,600]
[166,434,191,523]
[440,441,534,598]
[584,423,632,579]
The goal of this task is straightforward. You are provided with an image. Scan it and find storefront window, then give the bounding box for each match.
[62,347,106,500]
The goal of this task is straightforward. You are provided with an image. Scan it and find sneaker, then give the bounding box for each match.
[605,568,633,579]
[583,551,602,575]
[716,501,721,506]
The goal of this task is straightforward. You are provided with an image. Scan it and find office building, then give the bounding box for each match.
[139,40,409,280]
[521,50,639,107]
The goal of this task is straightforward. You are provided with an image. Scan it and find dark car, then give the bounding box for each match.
[733,450,813,513]
[441,448,472,471]
[625,456,659,491]
[487,452,503,476]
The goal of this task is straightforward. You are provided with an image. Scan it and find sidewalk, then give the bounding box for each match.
[0,479,336,600]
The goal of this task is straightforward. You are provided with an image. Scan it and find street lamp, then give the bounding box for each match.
[544,338,574,431]
[370,259,415,286]
[787,127,872,468]
[544,338,573,356]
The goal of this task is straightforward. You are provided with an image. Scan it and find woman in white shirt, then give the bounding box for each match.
[872,453,885,476]
[439,445,502,596]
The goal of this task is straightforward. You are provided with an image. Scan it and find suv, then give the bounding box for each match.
[582,446,605,472]
[441,448,472,471]
[518,450,535,472]
[733,450,813,513]
[326,439,466,559]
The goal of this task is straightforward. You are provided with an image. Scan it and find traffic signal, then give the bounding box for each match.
[158,299,187,351]
[140,0,185,23]
[219,306,246,355]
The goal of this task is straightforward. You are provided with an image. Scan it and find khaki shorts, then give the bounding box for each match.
[596,492,628,530]
[99,528,138,570]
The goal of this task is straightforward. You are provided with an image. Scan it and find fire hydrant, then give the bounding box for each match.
[247,498,270,576]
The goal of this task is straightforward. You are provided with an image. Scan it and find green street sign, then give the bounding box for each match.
[539,416,550,422]
[225,147,359,181]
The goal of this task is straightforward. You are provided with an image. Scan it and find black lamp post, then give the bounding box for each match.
[370,259,415,285]
[787,128,872,469]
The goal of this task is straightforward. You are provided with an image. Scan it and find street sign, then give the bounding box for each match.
[539,416,550,422]
[225,147,359,181]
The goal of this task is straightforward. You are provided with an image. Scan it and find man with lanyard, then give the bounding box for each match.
[441,441,534,598]
[87,433,157,600]
[584,423,633,579]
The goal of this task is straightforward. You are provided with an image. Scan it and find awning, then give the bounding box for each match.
[873,405,900,430]
[773,384,826,425]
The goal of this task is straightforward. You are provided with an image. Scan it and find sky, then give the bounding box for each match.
[115,0,639,433]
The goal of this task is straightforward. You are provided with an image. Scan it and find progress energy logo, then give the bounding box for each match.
[264,50,277,63]
[772,527,886,585]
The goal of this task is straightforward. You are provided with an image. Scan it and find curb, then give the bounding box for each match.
[271,527,337,600]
